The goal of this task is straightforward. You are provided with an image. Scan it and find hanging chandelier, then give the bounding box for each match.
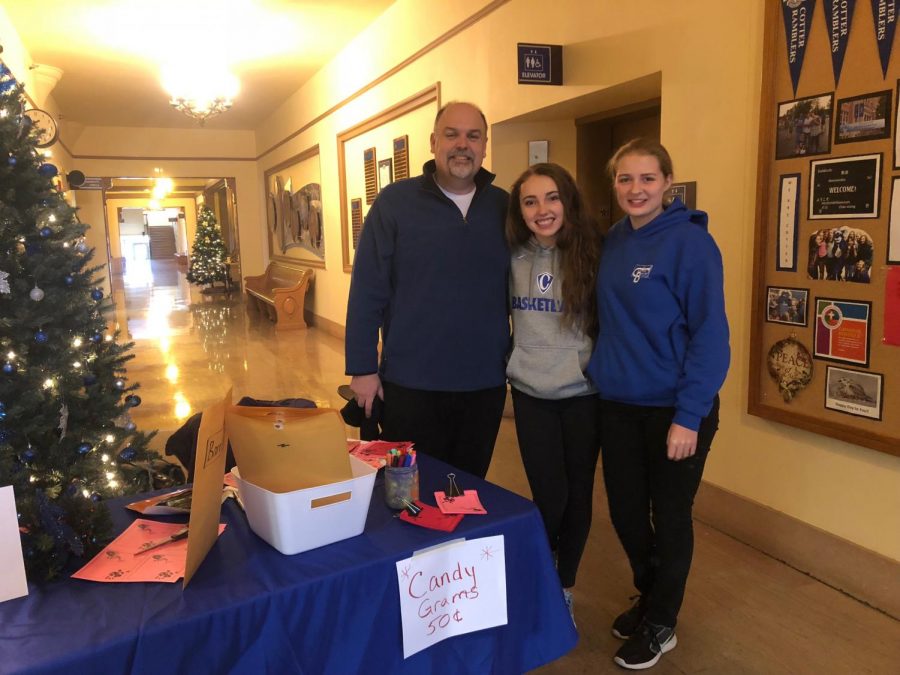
[162,66,239,125]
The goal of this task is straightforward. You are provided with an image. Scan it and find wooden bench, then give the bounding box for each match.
[244,262,315,330]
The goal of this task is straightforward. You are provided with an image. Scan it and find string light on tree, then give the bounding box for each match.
[186,205,229,290]
[0,65,180,582]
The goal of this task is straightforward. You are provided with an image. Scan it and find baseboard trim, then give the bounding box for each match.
[306,311,345,340]
[695,482,900,620]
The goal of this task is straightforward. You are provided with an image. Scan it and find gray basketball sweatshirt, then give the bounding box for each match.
[507,239,596,399]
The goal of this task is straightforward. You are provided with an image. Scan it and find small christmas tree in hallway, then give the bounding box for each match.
[186,205,228,288]
[0,65,172,581]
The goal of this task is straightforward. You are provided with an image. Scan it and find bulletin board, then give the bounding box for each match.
[263,145,325,268]
[749,0,900,457]
[337,84,440,272]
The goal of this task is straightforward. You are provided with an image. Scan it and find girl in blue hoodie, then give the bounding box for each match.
[587,139,729,670]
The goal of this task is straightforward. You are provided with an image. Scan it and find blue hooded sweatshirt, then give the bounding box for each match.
[586,198,730,431]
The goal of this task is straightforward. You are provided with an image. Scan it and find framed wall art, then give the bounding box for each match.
[749,0,900,458]
[808,153,881,220]
[834,89,891,144]
[262,145,325,268]
[824,366,884,421]
[338,84,440,272]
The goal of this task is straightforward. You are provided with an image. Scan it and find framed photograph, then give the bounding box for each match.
[806,226,875,283]
[825,366,884,420]
[766,286,808,326]
[809,153,881,220]
[889,177,900,264]
[666,181,697,210]
[813,298,871,367]
[378,158,393,192]
[528,140,549,165]
[834,89,891,144]
[775,92,833,159]
[893,79,900,169]
[777,174,800,271]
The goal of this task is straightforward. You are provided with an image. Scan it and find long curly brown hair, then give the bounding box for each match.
[506,163,602,338]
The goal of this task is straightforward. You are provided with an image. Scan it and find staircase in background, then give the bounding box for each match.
[148,226,177,259]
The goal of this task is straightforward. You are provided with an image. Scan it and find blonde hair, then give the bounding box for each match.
[607,138,674,180]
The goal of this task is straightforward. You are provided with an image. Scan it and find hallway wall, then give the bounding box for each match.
[252,0,900,566]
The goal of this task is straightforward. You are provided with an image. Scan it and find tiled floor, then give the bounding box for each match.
[122,260,900,674]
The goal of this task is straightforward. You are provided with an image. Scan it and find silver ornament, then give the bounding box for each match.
[29,286,45,301]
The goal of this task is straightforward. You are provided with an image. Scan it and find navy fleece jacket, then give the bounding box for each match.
[586,198,730,430]
[345,161,510,391]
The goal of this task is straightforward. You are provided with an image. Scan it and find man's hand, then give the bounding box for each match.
[350,373,383,418]
[666,423,698,461]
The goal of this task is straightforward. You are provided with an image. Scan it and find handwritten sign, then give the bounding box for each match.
[0,486,28,602]
[395,535,507,658]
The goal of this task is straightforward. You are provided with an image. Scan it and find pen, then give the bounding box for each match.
[135,527,189,554]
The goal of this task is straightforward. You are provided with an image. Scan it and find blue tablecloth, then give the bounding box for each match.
[1,455,577,674]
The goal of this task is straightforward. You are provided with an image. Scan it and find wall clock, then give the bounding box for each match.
[24,108,58,147]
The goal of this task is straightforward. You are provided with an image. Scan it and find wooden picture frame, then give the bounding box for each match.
[748,0,898,457]
[337,84,440,272]
[262,145,325,268]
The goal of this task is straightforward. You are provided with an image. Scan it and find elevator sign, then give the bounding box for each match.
[517,43,563,85]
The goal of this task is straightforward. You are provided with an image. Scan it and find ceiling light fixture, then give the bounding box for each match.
[161,65,239,125]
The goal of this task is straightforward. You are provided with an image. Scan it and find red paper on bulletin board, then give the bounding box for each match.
[885,267,900,346]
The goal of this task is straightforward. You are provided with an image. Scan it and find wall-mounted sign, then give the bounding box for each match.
[517,43,562,85]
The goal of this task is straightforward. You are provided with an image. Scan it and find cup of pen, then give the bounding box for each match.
[384,453,419,510]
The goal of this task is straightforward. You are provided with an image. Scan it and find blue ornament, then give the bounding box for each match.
[124,394,142,408]
[83,374,97,386]
[125,422,137,432]
[2,363,15,375]
[118,447,137,462]
[64,275,74,286]
[38,163,58,178]
[22,449,35,462]
[0,410,6,420]
[39,227,52,238]
[0,80,16,94]
[91,289,103,301]
[90,492,102,503]
[90,333,102,344]
[66,482,80,496]
[7,155,16,167]
[0,430,11,443]
[34,330,49,344]
[77,442,92,455]
[0,401,5,410]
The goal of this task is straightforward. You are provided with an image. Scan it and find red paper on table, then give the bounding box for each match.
[399,501,463,532]
[71,519,225,583]
[884,267,900,346]
[434,490,487,515]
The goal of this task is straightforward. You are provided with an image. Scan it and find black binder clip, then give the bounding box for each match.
[444,473,462,501]
[402,498,421,517]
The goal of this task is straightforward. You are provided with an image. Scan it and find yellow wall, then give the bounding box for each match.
[253,0,900,561]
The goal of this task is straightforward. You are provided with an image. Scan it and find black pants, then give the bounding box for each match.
[381,381,507,479]
[512,388,601,588]
[600,396,720,628]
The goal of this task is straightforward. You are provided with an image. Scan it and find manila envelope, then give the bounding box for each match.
[225,406,351,493]
[184,389,231,588]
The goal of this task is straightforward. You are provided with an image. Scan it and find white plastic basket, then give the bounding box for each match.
[234,455,377,555]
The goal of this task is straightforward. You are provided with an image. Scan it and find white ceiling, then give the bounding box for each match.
[4,0,395,130]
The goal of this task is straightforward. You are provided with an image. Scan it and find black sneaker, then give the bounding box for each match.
[613,620,677,670]
[611,595,648,639]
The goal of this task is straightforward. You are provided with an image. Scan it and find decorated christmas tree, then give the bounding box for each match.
[0,66,174,581]
[186,205,228,287]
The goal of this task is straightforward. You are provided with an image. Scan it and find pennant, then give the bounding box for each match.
[871,0,898,77]
[782,0,817,95]
[824,0,857,84]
